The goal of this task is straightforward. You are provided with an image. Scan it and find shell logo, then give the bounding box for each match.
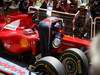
[20,38,29,48]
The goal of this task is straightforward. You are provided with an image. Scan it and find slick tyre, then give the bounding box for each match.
[34,56,66,75]
[59,48,88,75]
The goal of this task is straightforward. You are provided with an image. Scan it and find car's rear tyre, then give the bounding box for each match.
[59,48,89,75]
[34,56,66,75]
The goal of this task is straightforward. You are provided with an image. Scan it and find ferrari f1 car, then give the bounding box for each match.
[0,11,90,75]
[1,0,100,75]
[0,1,91,74]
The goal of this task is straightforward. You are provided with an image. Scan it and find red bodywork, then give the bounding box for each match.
[0,13,39,55]
[0,12,90,56]
[54,35,90,53]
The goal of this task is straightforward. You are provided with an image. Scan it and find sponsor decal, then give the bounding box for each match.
[4,20,20,30]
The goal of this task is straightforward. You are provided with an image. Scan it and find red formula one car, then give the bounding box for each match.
[0,13,67,75]
[0,11,90,75]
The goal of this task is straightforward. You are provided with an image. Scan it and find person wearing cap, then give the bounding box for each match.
[72,3,91,38]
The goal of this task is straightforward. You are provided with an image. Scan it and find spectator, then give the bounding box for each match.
[72,3,91,38]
